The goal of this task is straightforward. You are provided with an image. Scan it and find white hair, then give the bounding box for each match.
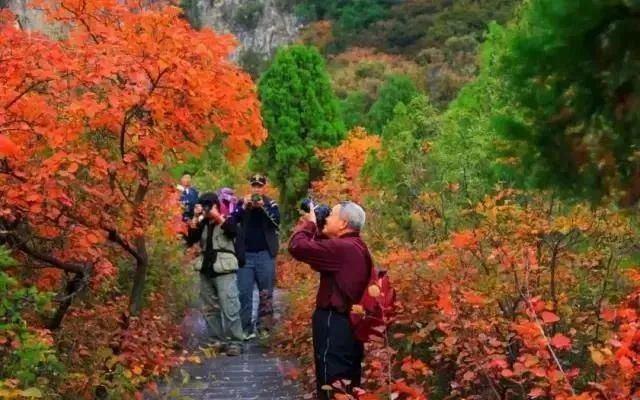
[339,201,366,231]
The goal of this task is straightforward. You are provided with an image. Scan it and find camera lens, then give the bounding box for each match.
[300,198,312,213]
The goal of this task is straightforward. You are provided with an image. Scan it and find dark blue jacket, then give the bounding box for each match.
[180,187,199,221]
[233,195,280,257]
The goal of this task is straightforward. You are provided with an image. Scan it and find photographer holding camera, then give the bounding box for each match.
[234,174,280,339]
[187,192,244,356]
[288,200,371,400]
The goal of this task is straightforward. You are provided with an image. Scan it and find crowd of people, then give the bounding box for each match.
[178,173,280,356]
[177,172,373,400]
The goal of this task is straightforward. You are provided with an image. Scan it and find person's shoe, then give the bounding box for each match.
[225,344,242,356]
[257,328,271,340]
[243,331,256,341]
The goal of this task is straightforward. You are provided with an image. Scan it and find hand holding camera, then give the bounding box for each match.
[300,198,331,230]
[243,193,264,209]
[193,204,205,223]
[211,205,225,222]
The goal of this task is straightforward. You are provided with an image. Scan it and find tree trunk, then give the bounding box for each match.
[128,235,149,316]
[48,272,84,330]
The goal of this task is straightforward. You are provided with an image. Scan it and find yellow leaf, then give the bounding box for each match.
[368,284,381,298]
[187,355,202,364]
[590,347,606,366]
[19,388,43,398]
[351,304,365,315]
[106,356,119,370]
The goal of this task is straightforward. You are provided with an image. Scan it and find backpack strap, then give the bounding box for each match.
[212,248,237,256]
[330,245,375,312]
[364,249,375,283]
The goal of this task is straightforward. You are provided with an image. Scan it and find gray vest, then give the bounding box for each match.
[200,223,238,274]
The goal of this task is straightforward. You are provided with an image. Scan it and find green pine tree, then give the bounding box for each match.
[254,45,345,224]
[367,74,420,134]
[491,0,640,206]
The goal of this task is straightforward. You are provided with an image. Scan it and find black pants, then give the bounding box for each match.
[312,308,364,400]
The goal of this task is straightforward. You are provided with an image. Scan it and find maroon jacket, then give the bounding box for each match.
[288,221,371,313]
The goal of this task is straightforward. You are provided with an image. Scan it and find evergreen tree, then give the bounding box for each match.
[255,45,345,223]
[367,74,420,134]
[364,95,440,241]
[492,0,640,206]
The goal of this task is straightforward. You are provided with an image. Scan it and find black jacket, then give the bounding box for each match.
[234,195,280,258]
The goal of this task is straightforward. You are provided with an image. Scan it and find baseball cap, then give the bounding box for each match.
[249,174,267,186]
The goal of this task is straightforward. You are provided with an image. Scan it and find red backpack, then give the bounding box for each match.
[349,254,396,343]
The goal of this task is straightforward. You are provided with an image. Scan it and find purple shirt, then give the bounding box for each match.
[288,221,371,313]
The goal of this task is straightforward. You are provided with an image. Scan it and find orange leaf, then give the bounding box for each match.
[462,290,486,305]
[451,230,476,249]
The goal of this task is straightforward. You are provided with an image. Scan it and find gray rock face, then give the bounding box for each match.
[3,0,300,60]
[187,0,300,60]
[4,0,48,33]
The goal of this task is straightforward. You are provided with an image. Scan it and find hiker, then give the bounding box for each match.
[177,173,199,222]
[187,192,243,356]
[234,174,280,339]
[218,187,238,217]
[288,201,370,400]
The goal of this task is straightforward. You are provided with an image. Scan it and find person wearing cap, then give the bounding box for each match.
[233,174,280,338]
[186,192,244,356]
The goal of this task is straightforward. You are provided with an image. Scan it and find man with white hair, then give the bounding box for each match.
[288,201,371,400]
[177,173,199,222]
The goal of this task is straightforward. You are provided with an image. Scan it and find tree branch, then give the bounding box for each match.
[1,230,89,275]
[4,79,50,110]
[0,159,27,182]
[105,228,143,264]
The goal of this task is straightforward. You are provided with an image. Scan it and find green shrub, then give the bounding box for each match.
[0,246,61,396]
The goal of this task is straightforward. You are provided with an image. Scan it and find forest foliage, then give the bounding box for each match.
[1,0,639,399]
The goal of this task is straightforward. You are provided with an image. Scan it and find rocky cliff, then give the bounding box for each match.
[3,0,48,33]
[183,0,300,61]
[3,0,300,63]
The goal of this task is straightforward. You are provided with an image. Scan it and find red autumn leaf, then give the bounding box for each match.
[500,369,514,378]
[462,370,476,381]
[540,311,560,324]
[0,135,18,156]
[618,356,633,371]
[550,333,572,350]
[528,387,545,398]
[601,308,616,322]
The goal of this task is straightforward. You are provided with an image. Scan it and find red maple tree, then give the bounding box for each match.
[0,0,265,322]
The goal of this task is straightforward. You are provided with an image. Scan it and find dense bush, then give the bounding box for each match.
[0,246,61,398]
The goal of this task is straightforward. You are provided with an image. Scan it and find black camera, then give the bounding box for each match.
[251,193,263,203]
[300,198,331,230]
